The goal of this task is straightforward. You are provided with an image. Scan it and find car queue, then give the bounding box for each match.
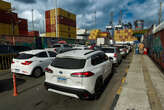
[10,43,132,100]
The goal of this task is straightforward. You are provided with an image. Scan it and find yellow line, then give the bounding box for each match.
[117,86,122,94]
[122,77,126,84]
[125,68,128,73]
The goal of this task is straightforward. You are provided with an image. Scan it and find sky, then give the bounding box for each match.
[3,0,164,33]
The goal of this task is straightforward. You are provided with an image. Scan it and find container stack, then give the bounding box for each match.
[99,32,110,38]
[0,0,19,35]
[114,29,137,42]
[45,8,76,39]
[18,18,28,35]
[88,29,101,40]
[28,31,39,37]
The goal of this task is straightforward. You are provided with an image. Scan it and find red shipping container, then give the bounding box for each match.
[46,19,51,25]
[45,10,50,18]
[46,24,51,32]
[28,31,39,37]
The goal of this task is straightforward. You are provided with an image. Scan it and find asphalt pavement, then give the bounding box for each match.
[0,52,133,110]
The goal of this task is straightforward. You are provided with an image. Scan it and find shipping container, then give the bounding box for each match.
[0,23,19,35]
[28,31,39,37]
[45,10,50,18]
[0,0,11,11]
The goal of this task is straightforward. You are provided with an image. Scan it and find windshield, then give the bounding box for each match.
[51,58,86,69]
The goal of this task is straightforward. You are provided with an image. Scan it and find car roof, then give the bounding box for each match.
[57,50,102,59]
[20,49,47,55]
[102,47,116,49]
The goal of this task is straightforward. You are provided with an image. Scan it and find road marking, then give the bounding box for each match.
[142,56,163,110]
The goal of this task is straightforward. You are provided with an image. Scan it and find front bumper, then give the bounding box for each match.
[44,82,93,99]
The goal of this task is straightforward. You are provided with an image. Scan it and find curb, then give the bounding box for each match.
[110,69,128,110]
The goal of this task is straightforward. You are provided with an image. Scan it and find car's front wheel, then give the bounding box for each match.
[32,67,43,78]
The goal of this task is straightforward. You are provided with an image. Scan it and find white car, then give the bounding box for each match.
[44,50,112,99]
[101,47,122,66]
[11,49,57,77]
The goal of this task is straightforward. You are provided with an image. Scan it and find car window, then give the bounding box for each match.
[48,51,57,57]
[99,53,108,62]
[36,52,48,58]
[91,54,101,65]
[101,48,114,53]
[16,53,34,59]
[64,45,71,48]
[53,45,61,48]
[51,58,86,69]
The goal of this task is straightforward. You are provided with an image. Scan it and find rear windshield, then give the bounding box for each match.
[64,45,72,48]
[16,53,34,59]
[51,58,86,69]
[53,45,61,48]
[101,48,114,53]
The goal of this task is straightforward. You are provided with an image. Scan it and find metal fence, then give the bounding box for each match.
[0,54,16,70]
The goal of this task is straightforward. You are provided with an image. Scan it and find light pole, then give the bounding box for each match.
[55,0,58,38]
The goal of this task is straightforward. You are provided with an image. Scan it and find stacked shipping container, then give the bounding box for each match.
[0,1,29,36]
[114,29,137,42]
[88,29,101,40]
[45,8,76,39]
[18,18,28,35]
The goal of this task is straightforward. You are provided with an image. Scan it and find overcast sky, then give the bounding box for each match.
[3,0,164,33]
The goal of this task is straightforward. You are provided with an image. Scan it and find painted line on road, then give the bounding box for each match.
[110,68,128,110]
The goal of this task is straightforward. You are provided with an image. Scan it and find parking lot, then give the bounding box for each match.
[0,51,133,110]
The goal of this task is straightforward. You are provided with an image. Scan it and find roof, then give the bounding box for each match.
[57,50,102,59]
[20,49,47,55]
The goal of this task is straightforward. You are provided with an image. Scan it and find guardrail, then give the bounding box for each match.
[0,54,17,71]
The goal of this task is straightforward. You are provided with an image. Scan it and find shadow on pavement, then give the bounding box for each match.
[0,78,26,92]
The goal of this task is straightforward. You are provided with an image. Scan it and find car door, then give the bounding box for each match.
[36,51,50,70]
[99,52,112,78]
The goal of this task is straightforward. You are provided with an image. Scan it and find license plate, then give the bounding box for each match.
[57,77,67,83]
[15,69,20,73]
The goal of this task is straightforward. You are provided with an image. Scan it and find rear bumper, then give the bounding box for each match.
[44,82,93,99]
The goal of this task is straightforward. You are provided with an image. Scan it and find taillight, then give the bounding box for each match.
[21,61,33,65]
[11,61,15,64]
[54,48,56,51]
[45,68,53,73]
[71,72,94,77]
[114,53,117,57]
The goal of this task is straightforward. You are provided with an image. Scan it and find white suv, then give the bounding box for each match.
[11,49,57,77]
[44,50,112,99]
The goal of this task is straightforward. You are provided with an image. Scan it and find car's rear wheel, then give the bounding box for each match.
[32,67,42,78]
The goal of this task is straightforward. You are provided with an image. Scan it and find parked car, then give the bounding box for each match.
[44,50,113,99]
[11,49,57,77]
[101,47,122,66]
[114,45,127,58]
[73,45,90,50]
[53,44,72,53]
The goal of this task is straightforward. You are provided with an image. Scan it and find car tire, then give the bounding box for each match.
[94,76,104,99]
[32,67,42,78]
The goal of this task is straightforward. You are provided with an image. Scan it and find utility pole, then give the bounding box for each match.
[119,10,122,25]
[109,12,113,26]
[32,9,34,30]
[159,2,162,24]
[55,0,58,38]
[95,11,96,29]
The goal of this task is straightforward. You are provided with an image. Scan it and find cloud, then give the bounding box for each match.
[14,0,36,4]
[2,0,164,32]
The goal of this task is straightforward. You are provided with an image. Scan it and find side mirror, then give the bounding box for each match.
[109,57,113,62]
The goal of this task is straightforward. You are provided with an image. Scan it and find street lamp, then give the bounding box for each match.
[55,0,58,38]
